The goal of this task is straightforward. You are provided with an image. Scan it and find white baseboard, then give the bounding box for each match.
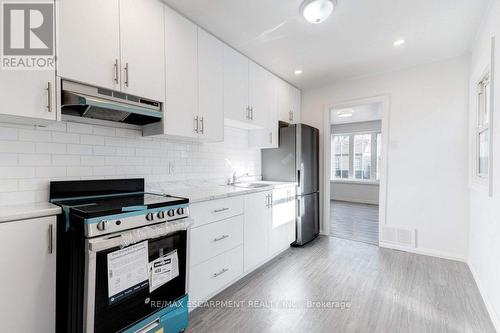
[379,241,467,262]
[469,263,500,332]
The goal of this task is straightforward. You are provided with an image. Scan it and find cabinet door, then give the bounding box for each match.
[248,72,278,148]
[0,71,56,124]
[269,187,296,255]
[119,0,165,101]
[57,0,121,90]
[244,191,271,272]
[0,216,56,332]
[223,45,249,124]
[198,28,224,142]
[278,79,291,122]
[163,5,198,139]
[248,61,270,128]
[290,85,301,123]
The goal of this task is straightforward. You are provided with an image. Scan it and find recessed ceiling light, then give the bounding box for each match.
[337,108,354,118]
[393,39,405,47]
[294,69,303,75]
[301,0,336,24]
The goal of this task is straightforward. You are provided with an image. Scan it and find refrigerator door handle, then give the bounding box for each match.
[297,198,301,216]
[297,169,301,189]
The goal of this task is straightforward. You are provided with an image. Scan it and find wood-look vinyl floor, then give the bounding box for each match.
[186,236,495,333]
[330,200,379,245]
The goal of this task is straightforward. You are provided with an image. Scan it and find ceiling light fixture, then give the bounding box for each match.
[301,0,336,24]
[294,69,303,75]
[393,39,405,47]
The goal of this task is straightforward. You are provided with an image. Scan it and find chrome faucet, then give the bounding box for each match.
[227,172,249,185]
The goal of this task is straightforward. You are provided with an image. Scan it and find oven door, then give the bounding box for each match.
[84,228,187,333]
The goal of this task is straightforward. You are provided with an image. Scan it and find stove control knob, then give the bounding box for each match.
[177,207,184,215]
[96,220,107,231]
[146,213,154,221]
[167,209,175,217]
[157,211,165,219]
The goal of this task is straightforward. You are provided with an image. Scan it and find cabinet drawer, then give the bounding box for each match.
[189,215,243,267]
[188,245,243,304]
[190,196,244,227]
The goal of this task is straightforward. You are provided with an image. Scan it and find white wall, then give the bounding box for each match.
[330,182,379,205]
[468,0,500,330]
[302,55,470,260]
[0,122,261,205]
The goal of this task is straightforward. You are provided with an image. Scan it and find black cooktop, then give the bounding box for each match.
[53,192,188,219]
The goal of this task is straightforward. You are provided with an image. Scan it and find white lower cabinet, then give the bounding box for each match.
[190,215,243,267]
[0,216,56,333]
[243,190,272,272]
[269,186,296,256]
[188,188,296,308]
[189,245,244,305]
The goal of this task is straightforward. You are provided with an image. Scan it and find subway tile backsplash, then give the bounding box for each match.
[0,122,261,205]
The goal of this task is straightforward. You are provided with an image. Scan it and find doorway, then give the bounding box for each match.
[325,98,388,245]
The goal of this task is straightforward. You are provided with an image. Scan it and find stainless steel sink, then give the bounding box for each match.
[231,182,270,189]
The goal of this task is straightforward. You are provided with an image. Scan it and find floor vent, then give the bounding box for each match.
[381,225,416,247]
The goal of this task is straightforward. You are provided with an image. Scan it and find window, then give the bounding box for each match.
[476,74,490,179]
[331,132,381,182]
[331,135,350,179]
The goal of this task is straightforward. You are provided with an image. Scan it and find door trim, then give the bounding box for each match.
[321,94,391,245]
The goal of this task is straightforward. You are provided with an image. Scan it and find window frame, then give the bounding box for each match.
[475,72,491,181]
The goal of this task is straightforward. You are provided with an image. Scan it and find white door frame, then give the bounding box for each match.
[321,95,391,243]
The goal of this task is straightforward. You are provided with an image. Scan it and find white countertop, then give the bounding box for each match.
[149,180,297,203]
[0,202,62,223]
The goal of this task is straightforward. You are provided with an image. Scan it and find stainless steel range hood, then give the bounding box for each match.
[61,80,163,126]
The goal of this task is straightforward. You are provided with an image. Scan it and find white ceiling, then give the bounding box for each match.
[163,0,488,89]
[331,102,382,124]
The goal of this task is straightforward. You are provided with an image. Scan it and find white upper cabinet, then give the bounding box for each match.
[248,61,271,129]
[290,85,301,123]
[57,0,165,101]
[278,79,301,124]
[0,69,56,125]
[145,7,225,141]
[248,71,279,148]
[198,28,224,142]
[223,45,250,125]
[162,5,198,139]
[119,0,165,101]
[57,0,121,91]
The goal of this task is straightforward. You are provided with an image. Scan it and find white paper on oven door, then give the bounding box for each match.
[107,240,149,304]
[149,249,179,292]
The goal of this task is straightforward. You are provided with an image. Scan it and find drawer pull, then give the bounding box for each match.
[212,207,229,213]
[212,268,229,278]
[213,234,229,242]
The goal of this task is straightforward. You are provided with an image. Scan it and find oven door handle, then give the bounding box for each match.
[88,218,194,252]
[135,318,160,333]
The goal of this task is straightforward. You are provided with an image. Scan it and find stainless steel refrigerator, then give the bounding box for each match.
[262,123,319,246]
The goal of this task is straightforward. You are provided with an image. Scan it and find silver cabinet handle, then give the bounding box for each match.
[194,116,199,133]
[48,224,53,254]
[212,207,229,213]
[200,116,204,134]
[250,106,254,120]
[124,62,129,87]
[269,132,272,144]
[269,193,273,208]
[289,110,293,121]
[46,82,52,112]
[113,59,119,84]
[246,106,250,120]
[212,268,229,278]
[213,234,229,242]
